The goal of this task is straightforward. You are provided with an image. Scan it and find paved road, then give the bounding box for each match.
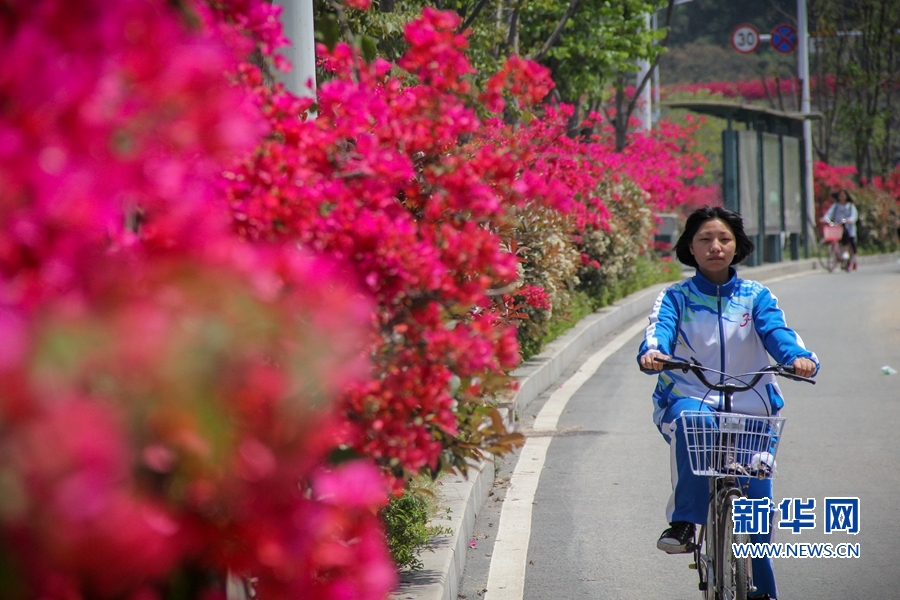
[459,261,900,600]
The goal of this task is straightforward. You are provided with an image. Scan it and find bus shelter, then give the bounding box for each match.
[663,101,821,266]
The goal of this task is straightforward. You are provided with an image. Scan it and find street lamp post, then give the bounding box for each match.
[649,0,695,129]
[273,0,317,103]
[637,13,653,131]
[797,0,814,256]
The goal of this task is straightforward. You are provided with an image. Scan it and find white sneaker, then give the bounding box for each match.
[750,452,777,475]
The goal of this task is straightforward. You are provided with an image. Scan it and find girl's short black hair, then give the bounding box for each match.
[674,206,755,267]
[831,188,854,203]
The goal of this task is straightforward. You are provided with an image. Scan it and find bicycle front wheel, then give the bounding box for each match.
[719,493,750,600]
[819,243,840,273]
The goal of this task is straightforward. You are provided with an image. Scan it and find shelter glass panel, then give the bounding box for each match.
[762,133,782,234]
[738,130,759,235]
[782,136,802,233]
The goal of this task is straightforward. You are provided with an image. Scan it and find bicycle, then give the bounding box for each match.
[655,357,815,600]
[818,220,851,273]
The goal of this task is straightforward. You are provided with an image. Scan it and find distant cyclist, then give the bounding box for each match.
[637,206,818,600]
[822,188,859,271]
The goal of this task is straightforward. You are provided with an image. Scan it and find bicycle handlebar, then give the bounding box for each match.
[654,357,816,389]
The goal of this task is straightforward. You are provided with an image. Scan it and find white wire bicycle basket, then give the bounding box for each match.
[678,411,786,479]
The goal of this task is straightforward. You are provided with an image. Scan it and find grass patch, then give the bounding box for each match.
[382,475,453,572]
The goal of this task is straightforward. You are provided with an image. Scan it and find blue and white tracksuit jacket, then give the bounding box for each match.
[637,268,818,598]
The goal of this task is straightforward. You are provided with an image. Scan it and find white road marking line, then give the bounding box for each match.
[484,318,648,600]
[483,436,550,600]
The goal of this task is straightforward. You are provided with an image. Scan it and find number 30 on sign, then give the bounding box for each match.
[731,24,760,54]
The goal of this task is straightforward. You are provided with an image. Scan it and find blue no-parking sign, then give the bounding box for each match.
[771,23,798,53]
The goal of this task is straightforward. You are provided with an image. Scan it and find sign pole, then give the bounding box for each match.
[797,0,814,257]
[652,11,660,127]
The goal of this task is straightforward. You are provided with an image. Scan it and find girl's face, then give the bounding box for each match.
[838,190,848,203]
[690,218,736,284]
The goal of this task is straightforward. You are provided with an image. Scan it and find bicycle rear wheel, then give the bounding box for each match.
[815,238,830,271]
[719,493,749,600]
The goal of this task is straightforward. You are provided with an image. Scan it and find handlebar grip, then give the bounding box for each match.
[656,358,693,371]
[775,364,816,384]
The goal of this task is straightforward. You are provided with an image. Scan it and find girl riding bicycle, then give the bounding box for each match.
[822,189,859,271]
[637,206,818,600]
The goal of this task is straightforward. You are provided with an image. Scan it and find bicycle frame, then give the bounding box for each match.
[692,385,755,600]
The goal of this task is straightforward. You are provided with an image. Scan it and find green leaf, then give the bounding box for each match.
[315,14,341,51]
[360,35,379,63]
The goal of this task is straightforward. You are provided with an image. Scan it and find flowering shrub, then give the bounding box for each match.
[478,105,704,351]
[574,177,657,308]
[502,201,583,359]
[662,77,835,103]
[878,167,900,200]
[814,161,857,201]
[851,187,900,252]
[679,184,723,213]
[223,7,592,486]
[813,161,900,251]
[0,0,397,598]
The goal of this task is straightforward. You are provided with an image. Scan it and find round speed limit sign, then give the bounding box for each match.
[731,24,760,54]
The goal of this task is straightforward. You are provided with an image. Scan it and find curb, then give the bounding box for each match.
[392,254,898,600]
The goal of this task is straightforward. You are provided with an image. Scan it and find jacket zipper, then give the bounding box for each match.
[717,284,726,409]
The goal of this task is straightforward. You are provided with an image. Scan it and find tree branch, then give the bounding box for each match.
[457,0,492,33]
[767,0,796,26]
[528,0,582,62]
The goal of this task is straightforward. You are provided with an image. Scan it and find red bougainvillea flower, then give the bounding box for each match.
[518,284,552,310]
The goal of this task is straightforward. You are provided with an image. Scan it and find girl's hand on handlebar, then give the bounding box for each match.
[792,357,816,378]
[640,351,670,372]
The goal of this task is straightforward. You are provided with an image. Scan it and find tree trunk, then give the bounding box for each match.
[603,0,677,152]
[614,79,628,152]
[507,4,519,54]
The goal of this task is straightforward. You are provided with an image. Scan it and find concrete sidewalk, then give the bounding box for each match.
[391,254,898,600]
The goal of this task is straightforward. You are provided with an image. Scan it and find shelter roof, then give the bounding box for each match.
[662,100,822,125]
